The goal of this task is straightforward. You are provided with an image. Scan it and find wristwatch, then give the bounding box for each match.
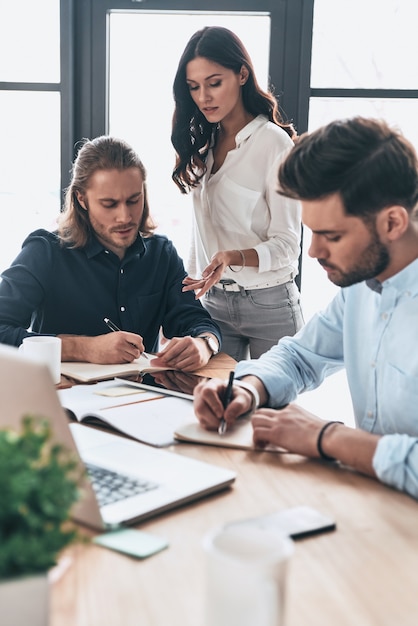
[198,335,219,357]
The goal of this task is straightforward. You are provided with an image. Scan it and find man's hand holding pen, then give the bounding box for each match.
[193,375,255,433]
[59,328,145,364]
[88,317,145,363]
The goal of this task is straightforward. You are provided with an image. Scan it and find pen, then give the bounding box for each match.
[219,370,234,436]
[103,317,148,357]
[103,317,120,333]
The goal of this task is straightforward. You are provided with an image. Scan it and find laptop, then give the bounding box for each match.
[0,345,236,530]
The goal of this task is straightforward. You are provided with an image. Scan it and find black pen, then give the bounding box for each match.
[219,370,234,435]
[103,317,148,357]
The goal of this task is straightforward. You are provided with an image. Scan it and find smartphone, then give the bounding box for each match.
[225,505,336,540]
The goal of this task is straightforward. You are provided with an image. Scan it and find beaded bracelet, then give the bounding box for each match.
[228,249,246,272]
[316,420,343,462]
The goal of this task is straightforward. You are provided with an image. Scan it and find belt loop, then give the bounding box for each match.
[239,285,246,296]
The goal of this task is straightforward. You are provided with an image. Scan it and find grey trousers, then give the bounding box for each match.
[203,280,304,362]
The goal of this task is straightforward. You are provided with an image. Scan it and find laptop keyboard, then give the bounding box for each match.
[86,463,159,507]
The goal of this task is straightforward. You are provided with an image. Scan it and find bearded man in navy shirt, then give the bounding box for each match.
[0,136,221,370]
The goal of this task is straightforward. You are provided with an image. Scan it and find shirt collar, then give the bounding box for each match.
[366,257,418,296]
[235,114,268,148]
[84,233,145,260]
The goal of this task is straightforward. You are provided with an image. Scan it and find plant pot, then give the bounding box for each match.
[0,572,49,626]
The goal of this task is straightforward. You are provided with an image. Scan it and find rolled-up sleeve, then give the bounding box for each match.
[373,434,418,500]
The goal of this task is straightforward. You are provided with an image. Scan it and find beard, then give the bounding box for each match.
[320,226,390,288]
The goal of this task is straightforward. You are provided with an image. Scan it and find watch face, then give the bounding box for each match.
[207,337,218,354]
[202,336,218,355]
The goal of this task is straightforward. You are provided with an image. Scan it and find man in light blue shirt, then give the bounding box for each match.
[193,116,418,500]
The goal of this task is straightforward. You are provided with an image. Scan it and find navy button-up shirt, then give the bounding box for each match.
[0,229,221,351]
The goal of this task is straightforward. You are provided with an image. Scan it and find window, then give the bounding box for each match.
[0,0,62,271]
[108,11,271,261]
[301,0,418,320]
[3,0,415,327]
[73,0,306,263]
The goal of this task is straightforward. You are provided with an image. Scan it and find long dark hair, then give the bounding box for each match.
[58,136,156,248]
[171,26,296,194]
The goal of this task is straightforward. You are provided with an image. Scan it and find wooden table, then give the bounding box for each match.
[51,357,418,626]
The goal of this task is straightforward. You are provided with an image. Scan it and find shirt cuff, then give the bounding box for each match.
[372,433,418,490]
[233,378,260,414]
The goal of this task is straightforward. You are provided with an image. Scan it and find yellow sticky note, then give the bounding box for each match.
[94,385,146,398]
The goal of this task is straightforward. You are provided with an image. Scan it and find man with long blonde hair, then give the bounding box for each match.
[0,136,221,370]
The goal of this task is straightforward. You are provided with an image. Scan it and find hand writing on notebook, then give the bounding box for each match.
[151,335,217,372]
[194,377,255,432]
[60,330,145,364]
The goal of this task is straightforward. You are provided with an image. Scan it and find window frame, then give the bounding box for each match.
[66,0,314,177]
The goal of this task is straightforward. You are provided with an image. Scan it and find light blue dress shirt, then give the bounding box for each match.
[235,258,418,499]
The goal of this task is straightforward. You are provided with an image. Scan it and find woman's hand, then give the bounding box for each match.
[182,251,234,298]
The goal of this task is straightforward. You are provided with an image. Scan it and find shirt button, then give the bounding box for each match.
[120,306,125,312]
[371,361,376,368]
[367,411,373,418]
[381,312,388,320]
[120,268,124,274]
[104,250,109,254]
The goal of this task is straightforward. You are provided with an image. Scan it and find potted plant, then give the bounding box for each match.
[0,415,83,626]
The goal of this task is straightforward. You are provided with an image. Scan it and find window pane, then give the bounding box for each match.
[0,92,60,271]
[0,0,60,82]
[301,96,418,320]
[311,0,418,89]
[303,97,418,319]
[108,12,270,262]
[309,97,418,152]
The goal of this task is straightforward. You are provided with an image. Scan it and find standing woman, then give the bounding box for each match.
[171,26,304,361]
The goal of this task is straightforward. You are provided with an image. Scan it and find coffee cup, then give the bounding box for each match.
[19,336,62,385]
[203,525,293,626]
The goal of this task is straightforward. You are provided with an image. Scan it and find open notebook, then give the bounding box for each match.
[58,379,196,447]
[61,352,171,383]
[0,345,236,530]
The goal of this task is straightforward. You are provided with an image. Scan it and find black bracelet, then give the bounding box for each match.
[316,421,344,462]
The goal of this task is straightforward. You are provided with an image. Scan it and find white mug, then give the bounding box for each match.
[203,525,294,626]
[19,336,62,385]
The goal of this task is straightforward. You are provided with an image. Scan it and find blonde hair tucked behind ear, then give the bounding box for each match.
[58,136,156,248]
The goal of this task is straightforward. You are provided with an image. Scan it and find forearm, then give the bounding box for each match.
[251,404,380,479]
[227,248,259,269]
[59,335,92,362]
[318,422,379,477]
